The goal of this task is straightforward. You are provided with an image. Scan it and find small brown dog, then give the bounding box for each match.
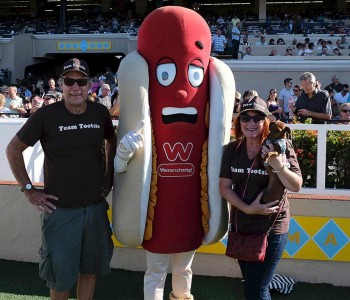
[261,121,291,204]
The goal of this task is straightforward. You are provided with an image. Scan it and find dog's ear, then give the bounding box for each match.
[282,126,292,138]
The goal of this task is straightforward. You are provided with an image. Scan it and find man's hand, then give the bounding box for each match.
[25,188,58,213]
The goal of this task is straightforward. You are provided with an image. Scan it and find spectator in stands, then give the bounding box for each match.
[35,80,45,97]
[242,46,253,58]
[298,43,312,56]
[315,79,322,90]
[335,39,345,50]
[325,87,340,119]
[212,28,227,55]
[334,84,350,104]
[308,42,315,53]
[317,46,331,56]
[340,35,348,48]
[240,35,249,45]
[217,16,225,25]
[232,21,241,59]
[289,85,302,120]
[294,72,331,124]
[304,37,310,47]
[266,88,281,119]
[30,95,44,114]
[90,76,100,93]
[43,91,58,106]
[97,83,112,109]
[5,86,26,118]
[231,14,240,27]
[0,93,11,118]
[339,103,350,124]
[268,48,278,56]
[268,38,275,45]
[326,75,344,93]
[278,78,294,122]
[47,78,62,94]
[284,47,294,56]
[333,48,343,56]
[255,36,267,46]
[276,38,286,45]
[317,40,330,51]
[20,85,32,99]
[22,99,32,118]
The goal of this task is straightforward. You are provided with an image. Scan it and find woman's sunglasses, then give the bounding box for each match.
[63,77,89,87]
[342,109,350,113]
[240,115,265,123]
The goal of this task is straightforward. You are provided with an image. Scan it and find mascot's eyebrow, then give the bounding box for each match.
[195,41,204,50]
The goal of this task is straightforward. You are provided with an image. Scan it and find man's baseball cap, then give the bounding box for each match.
[61,58,90,77]
[240,96,270,116]
[44,91,58,99]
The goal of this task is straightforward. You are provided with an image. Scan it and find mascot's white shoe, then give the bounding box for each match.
[169,292,194,300]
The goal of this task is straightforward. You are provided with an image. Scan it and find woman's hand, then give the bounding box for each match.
[261,144,284,171]
[245,191,279,215]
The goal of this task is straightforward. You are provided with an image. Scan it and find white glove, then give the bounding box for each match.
[116,131,144,161]
[114,122,144,173]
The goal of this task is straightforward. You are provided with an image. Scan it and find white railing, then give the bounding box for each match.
[1,119,349,197]
[289,123,350,196]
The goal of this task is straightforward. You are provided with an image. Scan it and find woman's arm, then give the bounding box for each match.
[220,178,279,215]
[262,145,303,192]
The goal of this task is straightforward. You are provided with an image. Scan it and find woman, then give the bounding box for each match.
[0,93,11,118]
[276,38,285,45]
[266,89,281,120]
[339,103,350,124]
[333,48,343,56]
[220,97,302,300]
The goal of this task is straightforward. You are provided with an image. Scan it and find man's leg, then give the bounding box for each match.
[170,251,195,299]
[77,274,97,300]
[144,251,171,300]
[50,289,69,300]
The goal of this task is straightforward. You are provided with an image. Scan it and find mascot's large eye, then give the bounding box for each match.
[188,65,204,87]
[156,63,176,86]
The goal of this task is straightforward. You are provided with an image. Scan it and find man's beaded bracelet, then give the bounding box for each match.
[272,165,285,173]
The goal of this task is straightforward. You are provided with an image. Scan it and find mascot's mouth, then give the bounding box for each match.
[162,107,197,124]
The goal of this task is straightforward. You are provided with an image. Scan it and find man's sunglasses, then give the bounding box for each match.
[342,109,350,113]
[63,77,89,86]
[240,114,265,123]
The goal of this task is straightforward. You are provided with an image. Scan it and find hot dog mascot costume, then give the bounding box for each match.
[113,6,235,300]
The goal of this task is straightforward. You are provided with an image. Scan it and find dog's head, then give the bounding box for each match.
[268,121,291,140]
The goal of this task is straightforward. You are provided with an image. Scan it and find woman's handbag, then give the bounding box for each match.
[225,230,268,262]
[224,152,284,262]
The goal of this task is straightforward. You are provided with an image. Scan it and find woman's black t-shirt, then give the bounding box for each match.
[220,138,301,234]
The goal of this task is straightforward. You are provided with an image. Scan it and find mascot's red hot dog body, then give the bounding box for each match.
[113,6,235,254]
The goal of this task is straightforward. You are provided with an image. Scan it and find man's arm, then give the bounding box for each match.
[297,109,331,120]
[102,134,117,198]
[6,136,58,212]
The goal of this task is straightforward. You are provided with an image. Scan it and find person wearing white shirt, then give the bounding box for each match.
[231,22,241,59]
[255,36,267,46]
[334,84,350,104]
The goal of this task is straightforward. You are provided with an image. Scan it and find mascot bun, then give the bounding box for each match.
[113,6,235,253]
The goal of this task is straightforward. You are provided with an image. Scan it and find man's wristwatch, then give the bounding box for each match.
[21,183,33,192]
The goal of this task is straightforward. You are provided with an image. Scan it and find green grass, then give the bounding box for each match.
[0,259,349,299]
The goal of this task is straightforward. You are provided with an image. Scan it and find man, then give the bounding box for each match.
[30,95,44,114]
[255,36,267,46]
[46,78,62,94]
[231,21,241,59]
[325,75,344,93]
[43,91,58,106]
[278,78,294,122]
[289,84,302,120]
[5,86,26,117]
[97,83,112,109]
[334,84,350,104]
[211,28,227,55]
[294,72,332,124]
[317,46,331,56]
[6,58,116,300]
[242,46,253,58]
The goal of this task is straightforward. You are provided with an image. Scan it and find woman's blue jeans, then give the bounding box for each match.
[238,233,288,300]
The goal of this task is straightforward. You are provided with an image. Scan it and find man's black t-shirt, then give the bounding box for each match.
[17,100,115,208]
[295,89,331,124]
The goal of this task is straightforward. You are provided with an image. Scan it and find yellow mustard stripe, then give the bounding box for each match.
[144,128,157,240]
